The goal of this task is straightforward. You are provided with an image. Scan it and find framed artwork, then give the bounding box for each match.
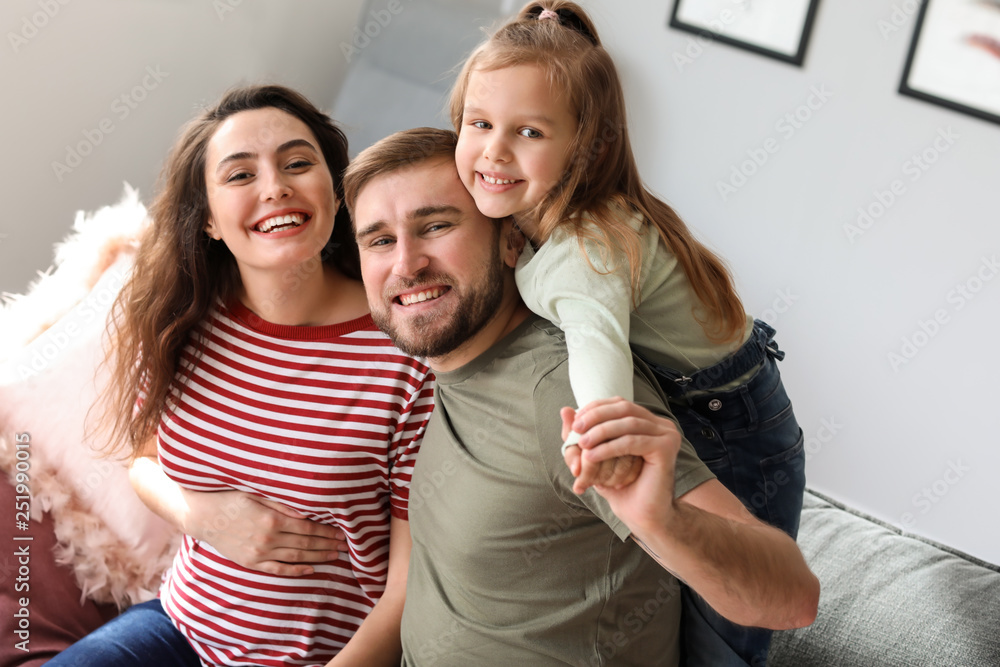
[899,0,1000,126]
[668,0,821,66]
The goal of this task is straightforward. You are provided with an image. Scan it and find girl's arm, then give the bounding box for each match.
[325,516,411,667]
[128,443,347,576]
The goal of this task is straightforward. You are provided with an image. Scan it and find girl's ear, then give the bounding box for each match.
[502,217,525,267]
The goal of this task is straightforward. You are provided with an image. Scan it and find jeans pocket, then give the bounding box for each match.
[756,431,806,538]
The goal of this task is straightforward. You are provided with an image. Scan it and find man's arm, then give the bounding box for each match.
[563,399,819,630]
[325,516,410,666]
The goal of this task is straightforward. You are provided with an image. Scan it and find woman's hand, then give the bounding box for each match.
[184,489,348,577]
[129,456,347,577]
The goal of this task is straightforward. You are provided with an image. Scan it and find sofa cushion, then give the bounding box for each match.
[770,490,1000,666]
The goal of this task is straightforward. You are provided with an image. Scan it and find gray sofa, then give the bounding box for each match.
[769,490,1000,666]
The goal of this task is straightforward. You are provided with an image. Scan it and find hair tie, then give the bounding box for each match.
[538,9,559,21]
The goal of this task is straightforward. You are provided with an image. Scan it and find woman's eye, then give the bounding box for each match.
[519,128,542,139]
[287,159,314,169]
[226,171,252,183]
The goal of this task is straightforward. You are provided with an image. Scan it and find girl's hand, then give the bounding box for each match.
[561,404,642,495]
[183,489,348,577]
[560,398,680,533]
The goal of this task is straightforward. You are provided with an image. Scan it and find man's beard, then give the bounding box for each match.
[371,246,506,360]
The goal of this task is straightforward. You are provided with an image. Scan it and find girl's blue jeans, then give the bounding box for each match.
[640,320,806,667]
[45,599,200,667]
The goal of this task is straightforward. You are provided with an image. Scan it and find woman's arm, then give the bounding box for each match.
[129,442,347,576]
[325,516,411,666]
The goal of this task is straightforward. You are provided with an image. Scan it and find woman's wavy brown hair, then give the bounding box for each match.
[449,1,746,343]
[104,84,355,459]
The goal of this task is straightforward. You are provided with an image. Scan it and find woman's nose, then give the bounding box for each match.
[260,167,293,201]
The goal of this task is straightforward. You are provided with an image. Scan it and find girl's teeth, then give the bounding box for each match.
[482,174,517,185]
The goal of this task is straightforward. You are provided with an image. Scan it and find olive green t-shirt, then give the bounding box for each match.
[400,315,715,666]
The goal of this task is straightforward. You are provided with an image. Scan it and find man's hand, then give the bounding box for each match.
[561,403,643,494]
[560,398,679,531]
[561,399,820,630]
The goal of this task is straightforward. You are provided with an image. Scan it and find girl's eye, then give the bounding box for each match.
[519,128,542,139]
[287,159,314,170]
[471,120,492,130]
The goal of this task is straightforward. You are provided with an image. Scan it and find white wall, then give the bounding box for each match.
[1,0,365,295]
[584,0,1000,563]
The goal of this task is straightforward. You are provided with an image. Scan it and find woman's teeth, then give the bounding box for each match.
[400,288,444,306]
[257,213,305,233]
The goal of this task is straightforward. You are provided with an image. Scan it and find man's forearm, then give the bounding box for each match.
[631,498,819,630]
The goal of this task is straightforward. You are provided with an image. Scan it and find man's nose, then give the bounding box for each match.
[392,237,430,278]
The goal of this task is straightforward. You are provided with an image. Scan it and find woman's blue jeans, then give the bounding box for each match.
[45,599,200,667]
[640,320,806,667]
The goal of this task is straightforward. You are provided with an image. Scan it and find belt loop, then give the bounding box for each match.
[739,384,758,429]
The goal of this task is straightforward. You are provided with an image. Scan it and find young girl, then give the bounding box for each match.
[49,85,434,667]
[450,3,805,665]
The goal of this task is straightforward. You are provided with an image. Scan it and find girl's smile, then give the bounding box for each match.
[455,64,578,225]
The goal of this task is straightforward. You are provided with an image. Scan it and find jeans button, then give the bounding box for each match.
[700,427,714,439]
[708,399,722,411]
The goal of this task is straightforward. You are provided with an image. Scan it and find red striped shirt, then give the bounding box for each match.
[157,301,434,666]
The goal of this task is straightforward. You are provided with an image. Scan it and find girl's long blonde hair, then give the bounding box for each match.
[450,1,745,343]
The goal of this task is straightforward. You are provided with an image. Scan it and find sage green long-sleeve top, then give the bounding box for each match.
[514,210,754,412]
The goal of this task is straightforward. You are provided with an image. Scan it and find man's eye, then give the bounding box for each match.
[369,237,393,247]
[519,128,542,139]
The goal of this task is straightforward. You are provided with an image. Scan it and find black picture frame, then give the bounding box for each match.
[668,0,821,67]
[899,0,1000,126]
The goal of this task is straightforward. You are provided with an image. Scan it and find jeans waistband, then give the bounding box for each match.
[644,319,784,397]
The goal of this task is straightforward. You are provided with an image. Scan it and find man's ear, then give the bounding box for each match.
[501,217,524,268]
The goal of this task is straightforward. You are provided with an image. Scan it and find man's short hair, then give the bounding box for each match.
[343,127,458,219]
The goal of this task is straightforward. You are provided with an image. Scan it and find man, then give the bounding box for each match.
[343,128,818,666]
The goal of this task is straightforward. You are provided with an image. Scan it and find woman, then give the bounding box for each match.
[50,85,434,667]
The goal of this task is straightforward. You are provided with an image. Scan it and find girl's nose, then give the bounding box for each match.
[483,135,510,163]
